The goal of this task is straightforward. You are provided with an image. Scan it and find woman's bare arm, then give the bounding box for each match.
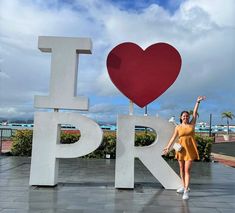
[190,96,206,125]
[163,126,179,155]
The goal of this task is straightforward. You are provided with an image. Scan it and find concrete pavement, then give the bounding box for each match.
[0,157,235,212]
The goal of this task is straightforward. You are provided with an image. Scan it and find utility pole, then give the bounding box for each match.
[209,113,212,137]
[144,105,148,134]
[144,105,148,116]
[129,100,134,115]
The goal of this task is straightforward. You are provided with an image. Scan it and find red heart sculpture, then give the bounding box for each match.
[107,42,182,108]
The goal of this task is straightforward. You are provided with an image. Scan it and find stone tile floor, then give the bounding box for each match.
[0,157,234,213]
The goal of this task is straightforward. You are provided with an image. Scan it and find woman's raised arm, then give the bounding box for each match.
[191,96,206,125]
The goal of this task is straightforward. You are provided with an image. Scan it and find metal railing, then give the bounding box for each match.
[0,128,13,154]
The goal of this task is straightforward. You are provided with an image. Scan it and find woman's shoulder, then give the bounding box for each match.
[176,124,182,130]
[177,124,194,129]
[189,122,196,127]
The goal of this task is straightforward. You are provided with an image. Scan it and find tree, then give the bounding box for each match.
[221,112,235,134]
[189,110,199,118]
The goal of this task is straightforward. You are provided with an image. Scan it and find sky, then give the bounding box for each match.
[0,0,235,125]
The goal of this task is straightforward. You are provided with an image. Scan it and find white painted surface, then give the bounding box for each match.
[115,115,182,189]
[34,36,92,110]
[29,112,103,186]
[30,36,181,189]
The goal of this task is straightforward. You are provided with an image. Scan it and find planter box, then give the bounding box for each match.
[223,134,230,141]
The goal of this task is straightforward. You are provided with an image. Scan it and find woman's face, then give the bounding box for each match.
[181,112,190,124]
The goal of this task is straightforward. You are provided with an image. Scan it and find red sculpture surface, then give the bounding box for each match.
[107,42,182,108]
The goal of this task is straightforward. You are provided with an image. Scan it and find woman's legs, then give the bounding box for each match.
[178,160,185,187]
[184,160,193,190]
[178,160,193,200]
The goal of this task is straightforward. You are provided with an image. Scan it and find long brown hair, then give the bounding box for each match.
[180,111,190,123]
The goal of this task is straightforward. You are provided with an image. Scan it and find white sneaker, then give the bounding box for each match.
[182,189,189,200]
[176,187,185,194]
[177,187,190,194]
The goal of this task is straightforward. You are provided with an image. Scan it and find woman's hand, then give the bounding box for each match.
[197,96,206,103]
[162,147,170,155]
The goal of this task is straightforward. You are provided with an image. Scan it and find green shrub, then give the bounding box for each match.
[195,134,213,162]
[11,130,80,156]
[60,132,80,144]
[83,131,116,159]
[102,131,116,158]
[10,130,212,162]
[163,134,213,162]
[82,131,156,159]
[11,130,33,156]
[135,132,156,146]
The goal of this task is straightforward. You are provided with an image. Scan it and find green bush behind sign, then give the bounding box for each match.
[10,130,212,161]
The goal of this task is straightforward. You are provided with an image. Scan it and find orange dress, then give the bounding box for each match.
[175,124,199,161]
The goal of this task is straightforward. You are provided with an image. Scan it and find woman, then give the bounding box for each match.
[163,96,206,200]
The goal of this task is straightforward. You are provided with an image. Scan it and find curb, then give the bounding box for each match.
[211,152,235,168]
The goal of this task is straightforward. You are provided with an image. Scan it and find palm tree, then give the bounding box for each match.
[189,110,199,118]
[221,112,235,134]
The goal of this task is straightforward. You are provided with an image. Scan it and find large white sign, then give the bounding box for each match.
[115,115,181,189]
[29,36,181,189]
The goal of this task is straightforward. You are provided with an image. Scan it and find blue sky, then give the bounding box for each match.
[0,0,235,125]
[109,0,185,13]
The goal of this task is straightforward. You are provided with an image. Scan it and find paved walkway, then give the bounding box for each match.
[0,140,12,153]
[211,141,235,167]
[0,157,234,213]
[212,142,235,157]
[211,153,235,168]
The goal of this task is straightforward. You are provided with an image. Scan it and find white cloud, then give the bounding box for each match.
[181,0,235,27]
[0,106,33,119]
[0,0,234,124]
[0,70,9,79]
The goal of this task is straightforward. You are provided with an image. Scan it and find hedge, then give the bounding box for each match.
[195,134,213,162]
[11,129,33,156]
[10,129,213,161]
